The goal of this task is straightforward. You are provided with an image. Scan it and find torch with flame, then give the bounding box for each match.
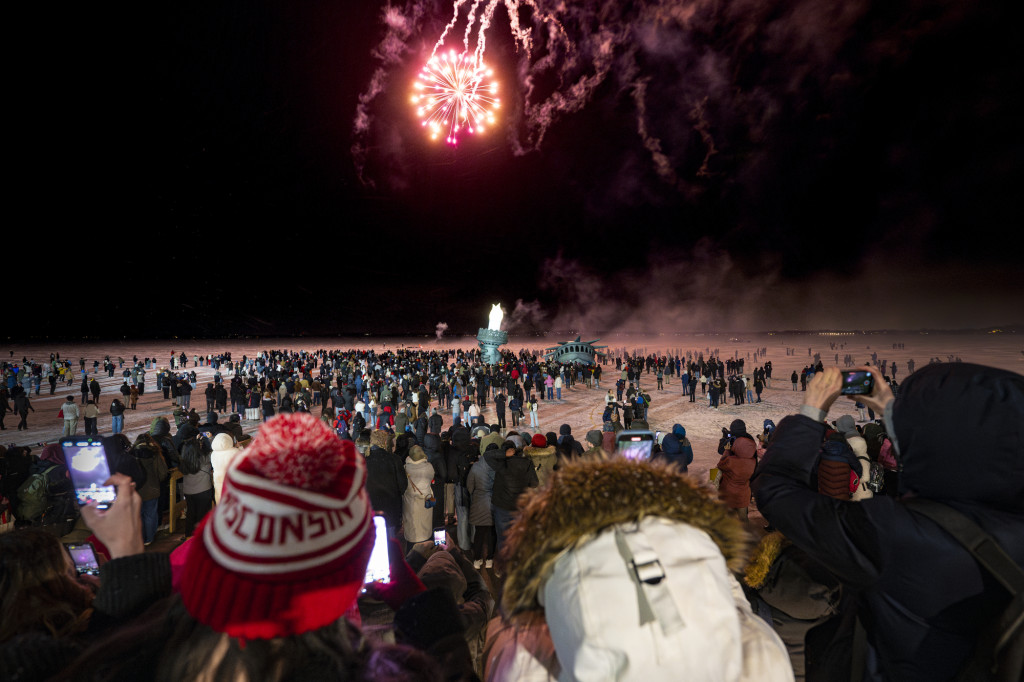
[488,304,503,330]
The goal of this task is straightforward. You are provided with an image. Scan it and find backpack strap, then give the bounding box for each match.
[613,522,685,636]
[905,499,1024,595]
[906,498,1024,681]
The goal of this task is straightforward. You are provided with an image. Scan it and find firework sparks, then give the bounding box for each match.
[411,49,500,145]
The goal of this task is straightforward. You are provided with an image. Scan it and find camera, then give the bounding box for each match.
[840,370,875,396]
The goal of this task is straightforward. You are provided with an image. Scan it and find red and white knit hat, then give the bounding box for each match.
[179,413,374,639]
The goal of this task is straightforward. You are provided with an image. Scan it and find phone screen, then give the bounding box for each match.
[616,431,654,461]
[65,542,100,576]
[433,528,446,546]
[63,438,116,508]
[841,370,874,395]
[363,515,391,587]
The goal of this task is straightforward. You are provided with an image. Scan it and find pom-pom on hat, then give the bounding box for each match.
[531,434,548,448]
[179,413,374,640]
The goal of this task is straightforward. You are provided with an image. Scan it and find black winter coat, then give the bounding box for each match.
[753,363,1024,682]
[445,428,474,487]
[364,445,406,528]
[491,455,539,511]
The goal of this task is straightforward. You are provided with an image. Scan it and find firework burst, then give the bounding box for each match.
[411,49,500,145]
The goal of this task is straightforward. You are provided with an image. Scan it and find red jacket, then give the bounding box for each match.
[717,436,758,508]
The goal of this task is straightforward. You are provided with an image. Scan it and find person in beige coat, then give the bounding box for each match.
[403,444,435,545]
[524,434,557,487]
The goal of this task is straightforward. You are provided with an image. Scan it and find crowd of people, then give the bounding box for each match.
[0,343,1021,681]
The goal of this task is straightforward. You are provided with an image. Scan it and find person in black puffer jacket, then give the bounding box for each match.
[491,441,538,557]
[447,426,476,551]
[423,432,448,528]
[364,429,406,537]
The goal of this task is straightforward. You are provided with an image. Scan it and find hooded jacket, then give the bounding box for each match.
[655,429,694,472]
[365,431,406,528]
[753,363,1024,681]
[491,456,790,681]
[467,446,505,526]
[423,432,448,526]
[149,417,179,468]
[491,452,539,512]
[523,444,558,487]
[717,435,758,509]
[446,427,475,487]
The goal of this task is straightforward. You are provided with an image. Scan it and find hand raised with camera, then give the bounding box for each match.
[803,367,843,414]
[80,473,144,560]
[364,537,427,611]
[848,364,895,416]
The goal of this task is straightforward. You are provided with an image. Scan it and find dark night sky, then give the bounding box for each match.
[18,0,1024,339]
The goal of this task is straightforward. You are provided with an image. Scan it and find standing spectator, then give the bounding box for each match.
[109,398,126,434]
[528,394,539,429]
[491,440,538,555]
[83,399,100,436]
[365,429,406,538]
[129,385,140,410]
[80,376,89,404]
[61,396,80,436]
[467,441,504,569]
[0,387,9,430]
[178,438,214,538]
[204,383,215,414]
[14,391,34,431]
[89,377,101,404]
[261,390,276,422]
[524,433,558,487]
[717,420,759,521]
[402,445,435,548]
[132,434,168,545]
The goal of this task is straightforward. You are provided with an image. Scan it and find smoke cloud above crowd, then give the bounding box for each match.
[347,0,1021,333]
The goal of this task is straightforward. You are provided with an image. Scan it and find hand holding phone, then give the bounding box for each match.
[616,430,655,461]
[363,515,391,589]
[78,473,144,559]
[433,527,447,547]
[63,437,116,508]
[65,542,100,576]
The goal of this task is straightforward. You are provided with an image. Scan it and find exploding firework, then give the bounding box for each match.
[411,49,500,145]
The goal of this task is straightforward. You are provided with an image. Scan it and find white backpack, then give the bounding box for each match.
[538,517,792,682]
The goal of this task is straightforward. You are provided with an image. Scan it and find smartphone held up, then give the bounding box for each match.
[362,514,391,590]
[616,430,655,461]
[65,542,101,576]
[62,437,116,509]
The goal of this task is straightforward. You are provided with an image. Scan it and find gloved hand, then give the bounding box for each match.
[364,537,426,611]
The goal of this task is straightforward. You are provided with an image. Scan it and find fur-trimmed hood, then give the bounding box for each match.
[523,444,556,462]
[501,456,751,618]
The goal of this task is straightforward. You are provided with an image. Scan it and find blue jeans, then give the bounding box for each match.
[141,497,159,544]
[556,387,561,400]
[529,410,539,428]
[546,387,553,400]
[111,414,123,434]
[493,506,514,552]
